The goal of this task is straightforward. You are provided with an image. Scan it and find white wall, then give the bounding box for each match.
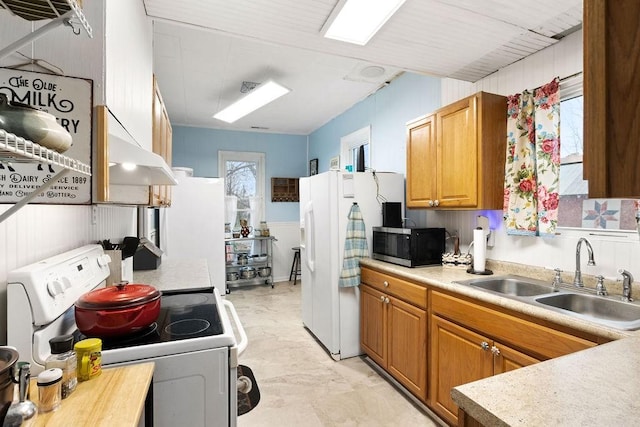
[268,222,300,283]
[433,29,640,284]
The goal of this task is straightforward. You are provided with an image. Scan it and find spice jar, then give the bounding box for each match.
[45,334,77,398]
[74,338,102,381]
[259,221,269,237]
[37,368,63,413]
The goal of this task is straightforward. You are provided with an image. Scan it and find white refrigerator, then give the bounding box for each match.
[163,169,226,295]
[299,171,405,360]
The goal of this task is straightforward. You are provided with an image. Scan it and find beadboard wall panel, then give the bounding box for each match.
[0,204,136,344]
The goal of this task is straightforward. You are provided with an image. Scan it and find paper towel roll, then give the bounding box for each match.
[473,228,486,273]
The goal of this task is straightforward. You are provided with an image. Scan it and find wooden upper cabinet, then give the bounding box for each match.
[406,91,507,209]
[150,75,173,207]
[406,114,437,208]
[584,0,640,198]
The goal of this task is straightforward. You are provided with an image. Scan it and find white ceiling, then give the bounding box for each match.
[143,0,582,135]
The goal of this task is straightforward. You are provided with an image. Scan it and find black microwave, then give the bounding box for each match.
[372,227,445,268]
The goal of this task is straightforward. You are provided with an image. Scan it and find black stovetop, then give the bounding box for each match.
[76,288,224,351]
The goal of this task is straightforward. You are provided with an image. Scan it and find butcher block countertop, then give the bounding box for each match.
[29,363,154,427]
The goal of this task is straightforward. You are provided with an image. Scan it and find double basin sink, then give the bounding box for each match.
[454,275,640,331]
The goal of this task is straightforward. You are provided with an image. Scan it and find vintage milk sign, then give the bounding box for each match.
[0,68,92,204]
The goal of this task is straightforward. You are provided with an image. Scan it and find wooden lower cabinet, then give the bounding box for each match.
[360,284,386,367]
[360,268,603,426]
[430,315,541,425]
[360,283,427,401]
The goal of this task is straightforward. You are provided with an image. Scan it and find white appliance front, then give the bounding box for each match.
[108,347,233,427]
[164,175,226,295]
[300,171,405,359]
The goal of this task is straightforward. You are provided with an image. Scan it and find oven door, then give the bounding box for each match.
[108,347,233,427]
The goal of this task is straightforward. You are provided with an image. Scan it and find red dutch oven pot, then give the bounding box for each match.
[74,282,161,337]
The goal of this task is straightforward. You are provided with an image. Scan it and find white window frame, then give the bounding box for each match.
[340,125,371,170]
[218,150,266,226]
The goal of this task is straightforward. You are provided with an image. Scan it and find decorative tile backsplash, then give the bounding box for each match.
[582,199,621,230]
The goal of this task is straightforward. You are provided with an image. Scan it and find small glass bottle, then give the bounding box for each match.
[45,334,78,399]
[37,368,63,413]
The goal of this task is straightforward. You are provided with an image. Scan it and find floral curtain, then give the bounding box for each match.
[503,78,560,237]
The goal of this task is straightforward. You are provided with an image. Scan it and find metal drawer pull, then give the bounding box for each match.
[491,346,501,356]
[383,281,389,287]
[481,341,489,350]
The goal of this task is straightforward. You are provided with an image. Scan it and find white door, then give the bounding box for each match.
[299,176,313,329]
[300,173,338,352]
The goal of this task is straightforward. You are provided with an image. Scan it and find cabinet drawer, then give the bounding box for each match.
[431,291,596,360]
[361,267,427,309]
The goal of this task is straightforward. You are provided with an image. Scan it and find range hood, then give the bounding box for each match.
[106,108,177,186]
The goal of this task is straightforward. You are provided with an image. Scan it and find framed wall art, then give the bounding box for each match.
[309,158,318,176]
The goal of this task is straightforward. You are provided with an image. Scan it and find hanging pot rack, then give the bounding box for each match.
[0,0,93,224]
[0,0,92,61]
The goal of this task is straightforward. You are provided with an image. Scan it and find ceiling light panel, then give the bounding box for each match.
[322,0,407,45]
[213,80,291,123]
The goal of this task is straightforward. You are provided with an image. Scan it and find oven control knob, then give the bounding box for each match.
[97,254,111,267]
[47,279,64,297]
[60,276,72,290]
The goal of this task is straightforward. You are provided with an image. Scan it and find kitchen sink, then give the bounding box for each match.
[455,275,555,297]
[535,293,640,330]
[454,274,640,331]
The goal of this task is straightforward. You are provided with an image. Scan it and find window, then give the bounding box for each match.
[340,125,371,171]
[218,151,265,230]
[557,76,636,231]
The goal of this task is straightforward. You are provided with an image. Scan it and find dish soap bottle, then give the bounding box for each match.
[45,334,78,398]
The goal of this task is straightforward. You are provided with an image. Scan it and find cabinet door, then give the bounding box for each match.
[430,315,493,426]
[584,0,640,198]
[360,284,387,368]
[406,115,437,208]
[492,341,540,374]
[150,76,172,207]
[436,96,478,207]
[387,296,427,402]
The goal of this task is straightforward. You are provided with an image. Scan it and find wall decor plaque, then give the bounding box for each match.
[0,67,93,204]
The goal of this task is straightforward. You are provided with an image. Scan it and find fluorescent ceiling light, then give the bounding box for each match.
[213,80,291,123]
[322,0,406,45]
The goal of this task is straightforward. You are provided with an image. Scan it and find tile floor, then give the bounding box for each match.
[227,281,440,427]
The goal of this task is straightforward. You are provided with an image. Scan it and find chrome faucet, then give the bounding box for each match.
[573,238,595,287]
[619,269,634,302]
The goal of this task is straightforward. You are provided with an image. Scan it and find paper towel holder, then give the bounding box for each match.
[465,238,494,275]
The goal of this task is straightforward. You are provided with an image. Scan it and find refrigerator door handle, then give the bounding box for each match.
[304,201,315,272]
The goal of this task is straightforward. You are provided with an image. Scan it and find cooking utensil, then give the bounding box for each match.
[0,93,72,153]
[74,283,161,337]
[227,272,239,281]
[258,266,271,277]
[0,347,19,423]
[120,236,140,259]
[240,267,256,279]
[237,253,249,266]
[3,362,37,426]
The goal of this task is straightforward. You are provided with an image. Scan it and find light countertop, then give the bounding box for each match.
[360,258,633,341]
[359,258,640,425]
[451,337,640,426]
[133,257,211,292]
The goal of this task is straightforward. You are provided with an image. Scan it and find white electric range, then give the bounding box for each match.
[6,244,247,427]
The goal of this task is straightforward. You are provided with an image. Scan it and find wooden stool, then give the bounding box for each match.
[289,247,301,285]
